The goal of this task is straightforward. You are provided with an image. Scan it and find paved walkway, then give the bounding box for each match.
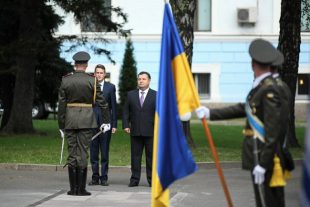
[0,162,302,207]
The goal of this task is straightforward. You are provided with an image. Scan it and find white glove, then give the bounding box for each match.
[100,123,111,133]
[252,165,266,184]
[59,129,65,139]
[195,106,210,119]
[180,112,192,121]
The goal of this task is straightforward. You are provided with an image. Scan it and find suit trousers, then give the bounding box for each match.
[130,135,153,184]
[251,170,285,207]
[66,129,93,169]
[90,129,112,181]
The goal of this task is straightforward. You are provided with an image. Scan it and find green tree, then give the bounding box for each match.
[0,0,128,134]
[118,38,137,117]
[277,0,303,147]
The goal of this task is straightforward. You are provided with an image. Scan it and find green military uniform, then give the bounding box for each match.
[58,51,110,196]
[209,39,286,207]
[210,76,282,170]
[58,71,110,168]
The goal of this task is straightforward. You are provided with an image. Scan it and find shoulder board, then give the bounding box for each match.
[63,72,73,78]
[262,78,274,86]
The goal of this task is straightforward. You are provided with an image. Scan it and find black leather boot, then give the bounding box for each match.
[77,168,91,196]
[67,166,77,195]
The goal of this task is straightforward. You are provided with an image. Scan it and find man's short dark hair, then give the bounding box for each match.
[94,64,106,73]
[138,71,151,79]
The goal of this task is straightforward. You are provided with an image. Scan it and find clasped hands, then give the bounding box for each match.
[100,123,111,133]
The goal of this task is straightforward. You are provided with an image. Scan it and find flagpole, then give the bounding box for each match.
[201,118,234,207]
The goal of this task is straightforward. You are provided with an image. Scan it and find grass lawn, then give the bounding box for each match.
[0,119,305,166]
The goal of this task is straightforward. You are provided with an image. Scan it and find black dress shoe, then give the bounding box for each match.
[128,181,139,187]
[77,189,91,196]
[88,180,100,185]
[100,180,109,186]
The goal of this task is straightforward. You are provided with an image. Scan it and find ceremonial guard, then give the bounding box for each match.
[196,39,287,207]
[58,51,110,196]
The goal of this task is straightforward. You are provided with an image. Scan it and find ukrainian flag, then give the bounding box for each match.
[151,3,200,207]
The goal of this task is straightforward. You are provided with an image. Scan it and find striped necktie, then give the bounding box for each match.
[140,91,145,107]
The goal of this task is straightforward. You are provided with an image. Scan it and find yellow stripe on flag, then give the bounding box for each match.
[152,113,169,207]
[171,53,200,116]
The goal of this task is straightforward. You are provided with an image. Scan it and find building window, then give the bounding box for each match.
[297,73,309,95]
[301,0,310,32]
[80,0,111,32]
[193,73,211,99]
[195,0,212,31]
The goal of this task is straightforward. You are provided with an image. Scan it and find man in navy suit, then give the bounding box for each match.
[123,71,157,187]
[89,64,117,186]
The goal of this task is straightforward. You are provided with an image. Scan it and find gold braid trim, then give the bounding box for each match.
[67,103,92,107]
[93,77,97,104]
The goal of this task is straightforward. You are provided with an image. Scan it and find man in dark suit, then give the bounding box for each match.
[89,64,117,186]
[58,52,110,196]
[196,39,286,207]
[122,71,157,187]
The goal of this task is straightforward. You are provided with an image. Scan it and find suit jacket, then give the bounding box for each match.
[93,81,117,128]
[210,75,282,171]
[58,70,110,130]
[122,88,157,137]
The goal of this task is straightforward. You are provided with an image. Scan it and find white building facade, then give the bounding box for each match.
[55,0,310,107]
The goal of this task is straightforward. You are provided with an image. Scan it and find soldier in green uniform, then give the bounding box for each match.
[196,39,285,207]
[58,51,110,196]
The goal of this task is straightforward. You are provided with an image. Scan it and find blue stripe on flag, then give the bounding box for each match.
[156,3,198,190]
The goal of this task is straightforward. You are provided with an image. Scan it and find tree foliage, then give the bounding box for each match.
[170,0,196,66]
[118,38,137,117]
[0,0,128,134]
[278,0,302,147]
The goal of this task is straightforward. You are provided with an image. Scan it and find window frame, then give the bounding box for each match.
[194,0,212,32]
[295,64,310,100]
[191,63,221,102]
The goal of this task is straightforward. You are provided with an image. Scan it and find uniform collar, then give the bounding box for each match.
[252,72,271,89]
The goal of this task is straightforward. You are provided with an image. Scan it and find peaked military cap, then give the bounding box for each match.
[271,50,284,67]
[73,51,90,64]
[249,38,279,65]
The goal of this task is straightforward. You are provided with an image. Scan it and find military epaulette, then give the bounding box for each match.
[262,78,274,87]
[62,72,73,78]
